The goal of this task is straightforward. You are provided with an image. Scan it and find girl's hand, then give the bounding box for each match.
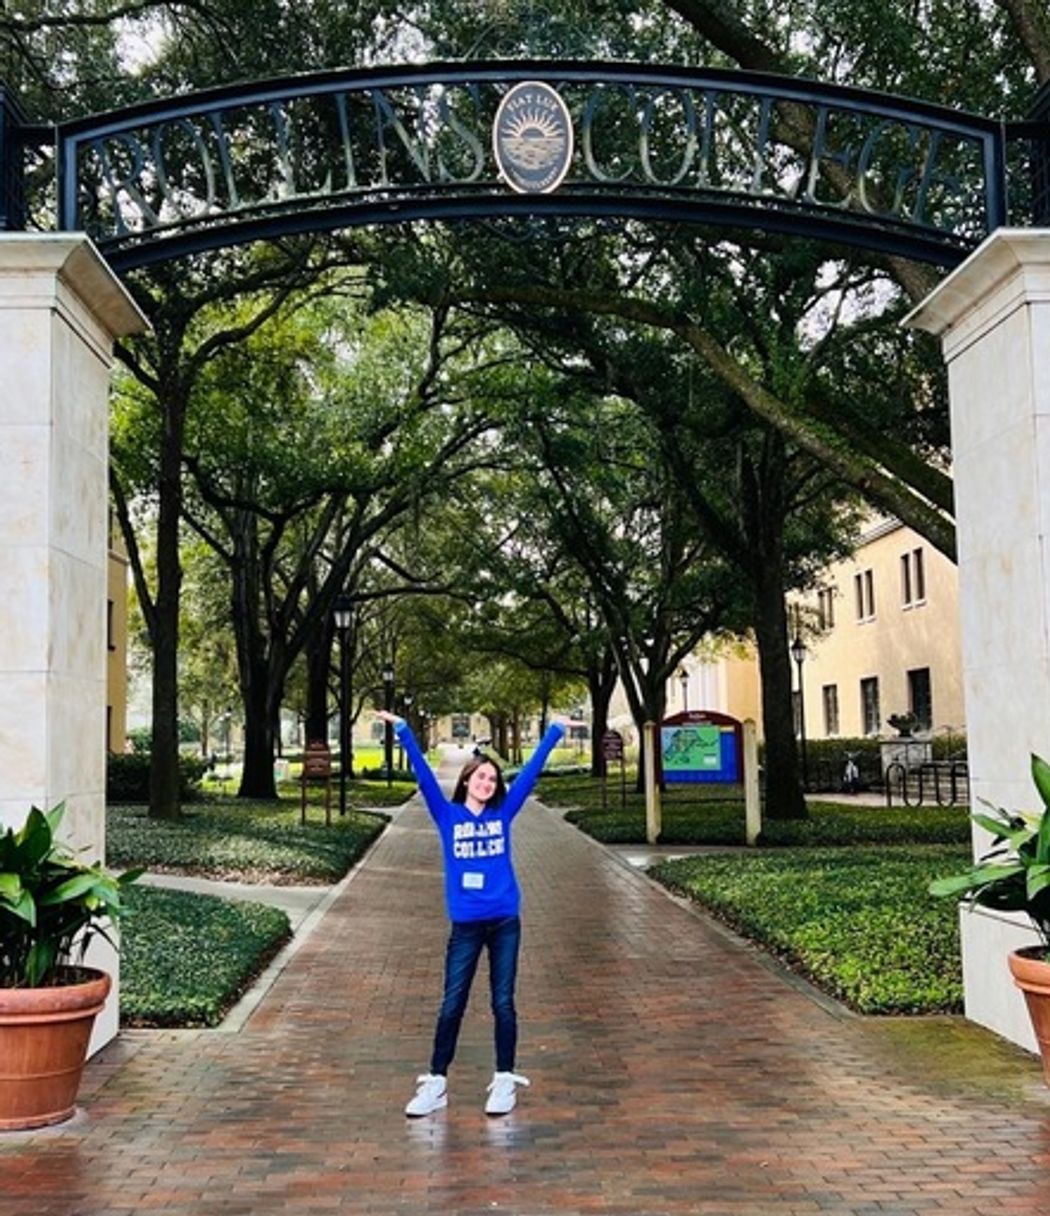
[375,710,404,725]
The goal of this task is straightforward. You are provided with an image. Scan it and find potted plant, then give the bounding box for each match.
[929,753,1050,1084]
[0,803,140,1130]
[887,712,920,738]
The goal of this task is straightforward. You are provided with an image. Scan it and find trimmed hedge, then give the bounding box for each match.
[107,802,387,883]
[120,886,291,1027]
[561,798,970,848]
[650,846,969,1014]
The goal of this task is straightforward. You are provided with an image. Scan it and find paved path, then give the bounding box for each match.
[2,753,1050,1215]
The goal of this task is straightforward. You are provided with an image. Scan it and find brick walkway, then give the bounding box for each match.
[3,757,1050,1216]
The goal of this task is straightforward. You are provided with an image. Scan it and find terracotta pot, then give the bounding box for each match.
[0,967,111,1131]
[1008,946,1050,1087]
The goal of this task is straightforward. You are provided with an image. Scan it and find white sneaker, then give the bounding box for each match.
[405,1073,447,1117]
[484,1071,529,1116]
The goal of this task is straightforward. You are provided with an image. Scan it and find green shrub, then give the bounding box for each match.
[565,801,747,844]
[126,726,151,755]
[356,765,414,781]
[650,845,969,1014]
[561,796,969,848]
[120,886,290,1027]
[106,753,209,803]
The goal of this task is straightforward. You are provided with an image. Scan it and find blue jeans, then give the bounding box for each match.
[430,915,521,1075]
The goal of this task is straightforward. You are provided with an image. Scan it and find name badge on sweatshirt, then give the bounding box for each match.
[462,871,485,890]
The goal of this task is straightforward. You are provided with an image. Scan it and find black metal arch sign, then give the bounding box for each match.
[54,60,1019,271]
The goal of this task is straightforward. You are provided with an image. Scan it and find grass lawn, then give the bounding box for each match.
[651,846,970,1014]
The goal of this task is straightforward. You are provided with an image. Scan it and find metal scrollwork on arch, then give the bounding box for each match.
[42,60,1038,271]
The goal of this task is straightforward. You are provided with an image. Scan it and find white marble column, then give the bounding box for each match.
[0,235,145,1047]
[907,229,1050,1052]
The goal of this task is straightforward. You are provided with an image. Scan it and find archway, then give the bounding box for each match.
[1,60,1046,1051]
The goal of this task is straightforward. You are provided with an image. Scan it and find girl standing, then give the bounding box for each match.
[376,711,565,1117]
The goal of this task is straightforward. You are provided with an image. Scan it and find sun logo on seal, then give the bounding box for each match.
[493,81,574,195]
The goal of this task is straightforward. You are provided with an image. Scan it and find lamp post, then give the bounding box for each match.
[400,693,413,769]
[790,626,808,791]
[333,593,353,817]
[678,667,689,712]
[382,662,395,788]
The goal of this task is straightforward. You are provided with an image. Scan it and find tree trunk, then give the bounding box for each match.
[753,566,807,820]
[587,652,618,777]
[148,385,186,820]
[239,663,278,799]
[304,619,333,744]
[511,711,522,765]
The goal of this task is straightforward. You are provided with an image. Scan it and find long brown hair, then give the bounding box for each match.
[452,755,506,807]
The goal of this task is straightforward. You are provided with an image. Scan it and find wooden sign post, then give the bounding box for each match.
[600,729,626,811]
[300,739,333,826]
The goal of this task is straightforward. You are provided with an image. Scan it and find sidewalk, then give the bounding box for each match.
[2,752,1049,1215]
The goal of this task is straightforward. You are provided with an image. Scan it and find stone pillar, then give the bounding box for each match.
[0,235,145,1048]
[907,229,1050,1053]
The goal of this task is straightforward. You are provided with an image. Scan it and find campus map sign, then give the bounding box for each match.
[660,710,743,784]
[13,60,1029,270]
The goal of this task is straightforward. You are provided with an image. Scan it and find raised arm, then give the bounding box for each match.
[502,722,566,819]
[376,712,445,815]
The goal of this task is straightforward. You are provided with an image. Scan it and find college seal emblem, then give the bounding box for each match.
[493,81,574,194]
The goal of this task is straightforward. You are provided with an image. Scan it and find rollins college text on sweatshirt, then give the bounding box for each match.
[394,720,565,923]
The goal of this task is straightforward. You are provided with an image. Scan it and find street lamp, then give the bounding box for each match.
[678,667,689,712]
[400,693,413,769]
[790,627,808,791]
[333,593,353,817]
[382,662,395,788]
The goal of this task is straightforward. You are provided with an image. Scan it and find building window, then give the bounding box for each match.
[822,684,840,736]
[854,569,875,621]
[860,677,881,735]
[817,587,835,630]
[908,667,933,730]
[901,547,926,607]
[106,600,116,651]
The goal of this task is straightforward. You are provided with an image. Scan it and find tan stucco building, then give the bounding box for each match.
[792,517,963,741]
[650,517,963,745]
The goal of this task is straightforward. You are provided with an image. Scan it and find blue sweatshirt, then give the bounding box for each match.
[395,721,565,922]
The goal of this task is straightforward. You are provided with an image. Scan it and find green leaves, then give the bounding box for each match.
[928,862,1026,899]
[0,803,140,988]
[0,872,34,926]
[1032,753,1050,810]
[928,756,1050,946]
